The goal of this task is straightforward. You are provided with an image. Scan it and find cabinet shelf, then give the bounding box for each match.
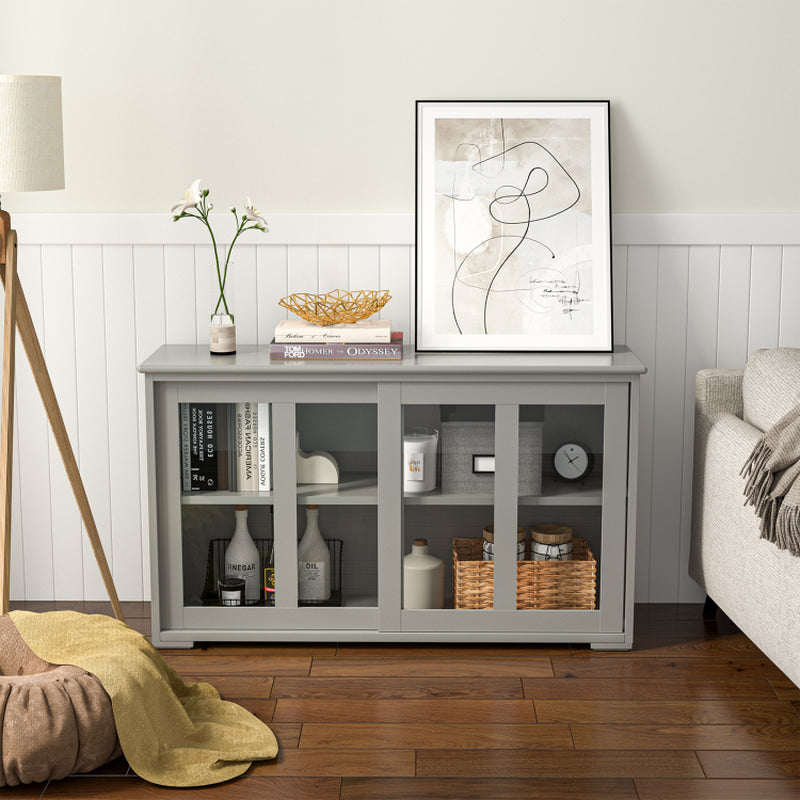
[403,474,602,507]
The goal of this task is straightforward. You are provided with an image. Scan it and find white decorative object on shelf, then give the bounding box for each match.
[403,428,438,493]
[296,432,339,484]
[298,505,331,604]
[403,538,444,609]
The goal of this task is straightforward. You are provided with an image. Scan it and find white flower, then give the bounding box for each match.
[244,197,268,231]
[171,179,203,217]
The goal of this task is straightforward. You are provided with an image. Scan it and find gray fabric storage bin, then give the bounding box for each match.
[440,421,543,495]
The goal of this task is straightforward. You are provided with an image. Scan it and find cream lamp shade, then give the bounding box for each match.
[0,75,65,193]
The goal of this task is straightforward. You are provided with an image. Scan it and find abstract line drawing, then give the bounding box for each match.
[416,102,611,353]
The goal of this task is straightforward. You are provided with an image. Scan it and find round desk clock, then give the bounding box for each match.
[553,441,594,482]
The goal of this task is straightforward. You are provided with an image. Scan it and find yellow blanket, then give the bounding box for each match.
[10,611,278,787]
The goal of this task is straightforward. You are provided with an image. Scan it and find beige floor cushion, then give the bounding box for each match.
[0,614,120,787]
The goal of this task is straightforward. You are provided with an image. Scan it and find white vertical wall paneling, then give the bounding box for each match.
[747,246,783,354]
[194,244,215,344]
[104,245,145,601]
[611,245,627,345]
[12,245,49,599]
[779,247,800,346]
[379,246,413,341]
[648,246,690,601]
[230,244,259,346]
[716,246,751,369]
[133,244,166,594]
[72,245,113,601]
[348,246,381,294]
[164,245,197,344]
[132,245,167,362]
[7,214,800,603]
[41,245,84,599]
[10,398,24,599]
[287,245,319,297]
[256,245,289,344]
[679,246,720,602]
[317,246,349,296]
[624,246,659,602]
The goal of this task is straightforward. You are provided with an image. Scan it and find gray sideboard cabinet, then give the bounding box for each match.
[139,345,645,649]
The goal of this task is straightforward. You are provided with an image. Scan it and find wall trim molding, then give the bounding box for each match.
[13,212,800,247]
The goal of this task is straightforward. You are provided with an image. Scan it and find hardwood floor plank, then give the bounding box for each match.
[340,777,638,799]
[523,677,778,700]
[535,699,799,725]
[697,750,800,779]
[273,698,536,724]
[246,748,415,777]
[415,749,704,778]
[272,676,524,699]
[623,633,766,658]
[552,656,786,680]
[310,656,553,678]
[163,654,311,676]
[39,775,341,798]
[570,724,800,750]
[299,722,573,749]
[229,697,276,721]
[633,778,800,799]
[771,680,800,702]
[268,722,302,748]
[181,674,274,699]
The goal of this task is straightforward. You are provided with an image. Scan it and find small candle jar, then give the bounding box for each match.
[218,576,246,606]
[403,428,438,493]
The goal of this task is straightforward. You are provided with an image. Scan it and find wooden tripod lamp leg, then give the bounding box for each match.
[0,219,124,622]
[0,223,18,615]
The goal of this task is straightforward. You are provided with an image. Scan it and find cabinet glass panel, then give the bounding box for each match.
[181,503,275,607]
[517,404,603,611]
[179,401,273,496]
[402,404,495,610]
[178,401,275,607]
[296,403,378,609]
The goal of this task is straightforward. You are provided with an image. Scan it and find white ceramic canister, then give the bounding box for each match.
[531,540,574,561]
[482,525,527,561]
[403,428,438,493]
[403,538,444,608]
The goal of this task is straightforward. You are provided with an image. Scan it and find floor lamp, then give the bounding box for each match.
[0,75,123,621]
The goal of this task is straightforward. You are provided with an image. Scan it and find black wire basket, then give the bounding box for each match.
[201,537,343,607]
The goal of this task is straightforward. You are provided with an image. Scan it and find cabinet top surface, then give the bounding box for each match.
[139,345,645,379]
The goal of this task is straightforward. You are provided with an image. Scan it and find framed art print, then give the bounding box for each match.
[415,100,612,353]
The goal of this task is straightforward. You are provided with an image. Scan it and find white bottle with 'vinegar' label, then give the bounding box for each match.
[224,504,261,603]
[297,504,331,604]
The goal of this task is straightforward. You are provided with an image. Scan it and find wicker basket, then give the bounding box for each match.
[452,537,597,610]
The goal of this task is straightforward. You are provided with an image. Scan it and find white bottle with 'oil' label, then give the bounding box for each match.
[224,504,260,603]
[298,505,331,604]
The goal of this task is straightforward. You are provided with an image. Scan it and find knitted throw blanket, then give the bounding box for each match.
[741,403,800,557]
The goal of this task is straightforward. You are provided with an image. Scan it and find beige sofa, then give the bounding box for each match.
[690,348,800,688]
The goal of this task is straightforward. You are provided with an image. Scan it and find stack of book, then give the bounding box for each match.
[180,401,272,493]
[269,318,403,361]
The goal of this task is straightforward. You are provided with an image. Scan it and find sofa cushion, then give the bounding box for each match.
[742,348,800,432]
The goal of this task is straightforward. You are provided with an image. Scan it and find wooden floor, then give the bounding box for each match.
[3,602,799,799]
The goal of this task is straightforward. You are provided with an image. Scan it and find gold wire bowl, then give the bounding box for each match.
[279,289,391,326]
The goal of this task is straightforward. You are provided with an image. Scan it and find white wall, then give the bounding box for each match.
[2,0,799,214]
[3,2,799,603]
